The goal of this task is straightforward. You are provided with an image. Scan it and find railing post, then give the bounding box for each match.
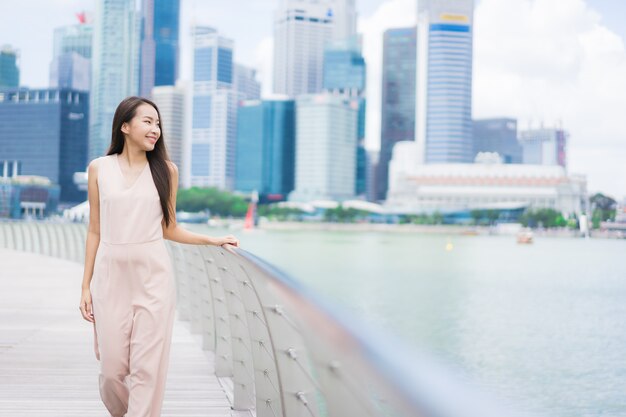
[198,246,233,377]
[213,247,256,411]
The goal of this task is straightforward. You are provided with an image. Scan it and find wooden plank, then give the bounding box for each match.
[0,249,254,417]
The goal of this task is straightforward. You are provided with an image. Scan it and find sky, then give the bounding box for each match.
[1,0,625,199]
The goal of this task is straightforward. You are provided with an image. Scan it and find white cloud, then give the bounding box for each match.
[255,36,274,98]
[473,0,626,197]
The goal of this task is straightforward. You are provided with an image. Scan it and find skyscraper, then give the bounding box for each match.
[415,0,474,164]
[289,93,358,202]
[273,0,334,97]
[139,0,180,97]
[191,26,237,190]
[378,26,417,201]
[0,45,19,88]
[0,88,89,203]
[89,0,140,161]
[50,21,93,91]
[473,118,522,163]
[235,99,295,199]
[323,35,367,197]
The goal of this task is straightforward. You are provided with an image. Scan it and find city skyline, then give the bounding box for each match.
[1,0,625,198]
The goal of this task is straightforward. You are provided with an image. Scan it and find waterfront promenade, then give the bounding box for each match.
[0,248,248,417]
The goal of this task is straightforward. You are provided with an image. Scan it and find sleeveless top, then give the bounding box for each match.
[97,153,164,244]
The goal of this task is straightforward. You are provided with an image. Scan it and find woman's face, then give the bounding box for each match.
[121,103,161,151]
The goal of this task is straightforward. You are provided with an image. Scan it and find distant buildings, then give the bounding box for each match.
[273,0,334,97]
[378,26,417,201]
[473,118,522,163]
[49,20,92,91]
[322,35,366,197]
[235,99,295,200]
[386,141,586,216]
[191,26,238,190]
[0,45,20,88]
[289,93,358,202]
[416,0,474,163]
[139,0,181,97]
[0,176,60,219]
[89,0,140,160]
[519,127,568,168]
[0,88,89,203]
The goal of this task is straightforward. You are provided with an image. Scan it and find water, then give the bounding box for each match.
[193,225,626,417]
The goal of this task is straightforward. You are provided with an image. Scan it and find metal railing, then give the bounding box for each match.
[0,220,516,417]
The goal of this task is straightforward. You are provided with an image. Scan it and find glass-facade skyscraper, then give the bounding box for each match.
[89,0,140,161]
[235,99,295,200]
[323,35,367,198]
[191,26,237,190]
[378,26,417,201]
[289,93,358,202]
[0,89,89,203]
[0,46,19,88]
[140,0,180,97]
[416,0,474,164]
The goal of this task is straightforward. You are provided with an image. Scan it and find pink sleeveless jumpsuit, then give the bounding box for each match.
[90,153,176,417]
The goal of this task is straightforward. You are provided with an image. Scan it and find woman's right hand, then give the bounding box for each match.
[79,288,95,323]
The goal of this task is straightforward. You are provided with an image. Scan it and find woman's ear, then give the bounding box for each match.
[121,122,129,135]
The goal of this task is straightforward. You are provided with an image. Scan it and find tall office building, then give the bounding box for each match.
[0,45,19,88]
[89,0,140,161]
[378,26,417,201]
[152,81,189,187]
[191,26,237,190]
[473,118,522,163]
[273,0,334,97]
[234,64,261,101]
[415,0,474,164]
[289,93,358,202]
[323,35,367,197]
[0,88,89,203]
[519,127,568,168]
[235,99,295,200]
[139,0,180,97]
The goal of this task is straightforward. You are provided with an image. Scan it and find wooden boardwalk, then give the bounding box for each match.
[0,249,252,417]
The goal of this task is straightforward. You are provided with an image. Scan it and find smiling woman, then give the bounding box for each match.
[78,96,240,417]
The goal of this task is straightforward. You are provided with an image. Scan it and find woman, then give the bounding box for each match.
[78,96,239,417]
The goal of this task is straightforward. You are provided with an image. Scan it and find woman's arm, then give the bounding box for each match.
[79,159,100,323]
[162,161,239,247]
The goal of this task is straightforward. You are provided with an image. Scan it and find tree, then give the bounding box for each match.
[590,193,617,228]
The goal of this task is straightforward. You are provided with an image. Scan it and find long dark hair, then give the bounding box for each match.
[106,96,174,227]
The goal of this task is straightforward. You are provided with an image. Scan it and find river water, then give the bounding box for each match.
[192,225,626,417]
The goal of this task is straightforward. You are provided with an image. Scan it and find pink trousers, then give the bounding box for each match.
[91,239,176,417]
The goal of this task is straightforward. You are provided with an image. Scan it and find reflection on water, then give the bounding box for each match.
[191,225,626,417]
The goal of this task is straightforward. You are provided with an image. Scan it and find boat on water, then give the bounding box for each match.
[516,229,534,244]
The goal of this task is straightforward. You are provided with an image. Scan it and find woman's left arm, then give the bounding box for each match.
[162,161,239,247]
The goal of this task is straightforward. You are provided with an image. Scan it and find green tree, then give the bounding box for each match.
[176,187,248,217]
[590,193,617,228]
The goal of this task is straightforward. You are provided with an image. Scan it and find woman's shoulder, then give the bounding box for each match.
[165,160,178,174]
[87,155,112,176]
